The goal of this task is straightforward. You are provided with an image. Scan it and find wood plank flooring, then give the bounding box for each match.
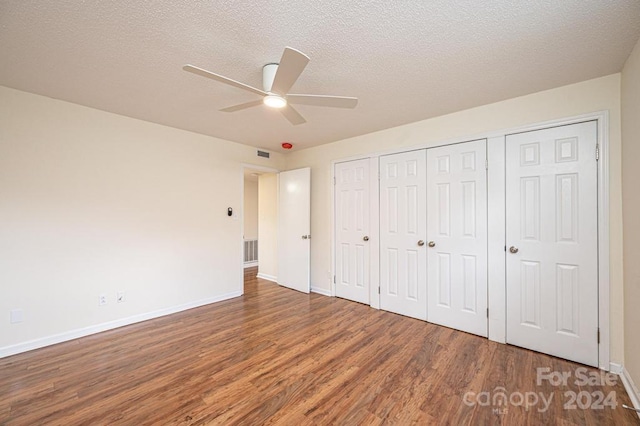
[1,268,638,425]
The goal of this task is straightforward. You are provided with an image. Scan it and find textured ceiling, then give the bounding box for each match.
[1,1,639,152]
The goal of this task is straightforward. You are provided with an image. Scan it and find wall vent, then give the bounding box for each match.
[244,239,258,263]
[257,150,270,158]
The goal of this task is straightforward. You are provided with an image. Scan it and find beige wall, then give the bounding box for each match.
[0,86,284,354]
[243,179,259,240]
[258,173,278,280]
[286,74,625,364]
[622,37,640,391]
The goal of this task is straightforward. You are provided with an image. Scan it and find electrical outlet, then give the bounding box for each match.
[116,291,126,303]
[98,294,107,306]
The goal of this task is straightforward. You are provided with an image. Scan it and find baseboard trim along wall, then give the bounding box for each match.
[311,286,332,297]
[620,366,640,418]
[243,261,258,268]
[256,273,277,282]
[610,362,624,374]
[0,291,242,358]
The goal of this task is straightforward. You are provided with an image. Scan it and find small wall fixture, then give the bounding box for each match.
[282,142,293,149]
[263,94,287,109]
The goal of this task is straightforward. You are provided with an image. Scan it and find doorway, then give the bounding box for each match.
[242,166,279,293]
[241,166,312,295]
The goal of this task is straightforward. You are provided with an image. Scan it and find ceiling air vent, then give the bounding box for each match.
[257,150,270,158]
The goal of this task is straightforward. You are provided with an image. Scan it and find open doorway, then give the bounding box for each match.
[242,166,278,292]
[242,165,311,294]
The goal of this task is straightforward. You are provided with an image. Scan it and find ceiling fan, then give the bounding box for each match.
[183,47,358,125]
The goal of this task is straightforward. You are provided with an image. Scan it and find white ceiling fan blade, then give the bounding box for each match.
[287,94,358,109]
[270,47,310,95]
[220,99,264,112]
[183,64,267,97]
[280,105,306,125]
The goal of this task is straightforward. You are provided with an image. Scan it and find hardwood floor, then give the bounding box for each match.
[1,268,638,425]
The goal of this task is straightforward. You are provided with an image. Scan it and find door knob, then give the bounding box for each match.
[418,240,425,246]
[302,235,308,239]
[428,241,435,248]
[509,246,519,253]
[363,236,369,241]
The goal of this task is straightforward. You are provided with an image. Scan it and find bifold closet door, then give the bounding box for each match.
[379,150,427,320]
[426,140,488,337]
[334,159,370,304]
[506,121,598,367]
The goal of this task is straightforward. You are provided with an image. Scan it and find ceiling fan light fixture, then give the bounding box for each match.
[264,94,287,109]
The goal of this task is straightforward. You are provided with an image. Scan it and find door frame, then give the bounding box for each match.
[330,110,610,370]
[489,112,609,370]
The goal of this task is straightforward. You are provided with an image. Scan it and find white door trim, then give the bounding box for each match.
[369,158,381,309]
[487,136,507,343]
[330,111,610,370]
[486,112,609,370]
[597,113,611,371]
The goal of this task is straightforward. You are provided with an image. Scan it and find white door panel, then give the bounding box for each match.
[278,167,311,293]
[335,159,370,304]
[506,121,598,366]
[379,150,427,320]
[427,140,488,337]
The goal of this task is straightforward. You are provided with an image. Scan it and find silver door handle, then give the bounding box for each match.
[418,240,425,246]
[363,236,369,241]
[428,241,435,248]
[509,246,519,253]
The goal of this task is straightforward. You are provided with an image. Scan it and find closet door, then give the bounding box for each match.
[334,159,370,304]
[426,140,488,337]
[506,121,598,367]
[379,150,427,320]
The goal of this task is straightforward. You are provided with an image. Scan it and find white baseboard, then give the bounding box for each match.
[243,261,258,268]
[311,286,332,297]
[256,272,277,283]
[620,366,640,419]
[610,362,624,374]
[0,291,242,359]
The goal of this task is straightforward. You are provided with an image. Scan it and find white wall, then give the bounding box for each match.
[258,173,278,281]
[622,36,640,393]
[243,179,258,240]
[285,74,624,364]
[0,86,284,355]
